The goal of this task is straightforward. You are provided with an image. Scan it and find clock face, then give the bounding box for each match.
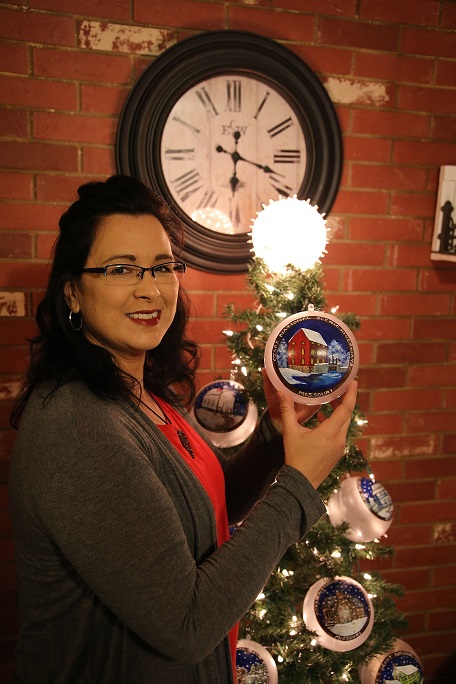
[160,75,307,235]
[116,30,343,273]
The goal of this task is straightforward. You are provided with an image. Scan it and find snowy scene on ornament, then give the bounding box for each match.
[194,380,250,433]
[268,314,356,403]
[303,577,373,651]
[192,380,258,447]
[236,640,278,684]
[315,579,371,640]
[358,478,394,521]
[359,645,424,684]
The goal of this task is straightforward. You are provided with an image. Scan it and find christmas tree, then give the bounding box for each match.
[222,199,410,683]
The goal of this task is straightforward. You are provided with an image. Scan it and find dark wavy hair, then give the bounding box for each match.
[10,175,199,428]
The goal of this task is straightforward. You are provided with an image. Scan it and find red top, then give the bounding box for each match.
[154,397,238,678]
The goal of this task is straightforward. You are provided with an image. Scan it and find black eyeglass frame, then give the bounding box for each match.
[79,260,187,282]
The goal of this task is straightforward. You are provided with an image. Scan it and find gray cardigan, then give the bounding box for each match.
[9,381,325,683]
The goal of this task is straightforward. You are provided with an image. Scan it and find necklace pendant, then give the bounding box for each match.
[176,429,195,458]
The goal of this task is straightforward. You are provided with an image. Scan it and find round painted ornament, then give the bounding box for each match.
[327,476,394,542]
[302,576,374,652]
[236,639,278,684]
[192,380,258,447]
[264,305,359,405]
[358,638,423,684]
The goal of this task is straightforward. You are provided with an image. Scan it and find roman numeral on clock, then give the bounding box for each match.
[225,80,242,112]
[172,116,200,136]
[197,189,219,210]
[164,148,195,161]
[195,86,218,117]
[273,149,301,163]
[267,117,294,138]
[171,169,203,203]
[254,91,270,119]
[268,173,293,197]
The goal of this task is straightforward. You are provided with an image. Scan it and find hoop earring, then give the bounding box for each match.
[69,310,83,331]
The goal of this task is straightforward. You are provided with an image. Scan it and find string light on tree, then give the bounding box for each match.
[250,195,329,273]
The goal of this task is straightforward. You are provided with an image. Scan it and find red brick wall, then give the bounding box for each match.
[1,0,455,681]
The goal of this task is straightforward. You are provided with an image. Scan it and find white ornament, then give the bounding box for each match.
[191,380,258,447]
[358,638,423,684]
[236,639,278,683]
[251,196,328,273]
[327,476,394,542]
[302,576,374,652]
[264,306,359,405]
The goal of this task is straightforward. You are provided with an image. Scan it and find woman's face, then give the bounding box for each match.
[65,213,180,372]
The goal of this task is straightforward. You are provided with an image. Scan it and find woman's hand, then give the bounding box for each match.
[261,367,320,432]
[276,379,357,490]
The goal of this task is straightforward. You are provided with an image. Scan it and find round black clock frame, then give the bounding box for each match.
[116,30,343,274]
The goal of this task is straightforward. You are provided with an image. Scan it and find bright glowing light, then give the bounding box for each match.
[222,329,234,337]
[241,366,247,377]
[191,207,233,234]
[355,544,366,550]
[255,324,263,331]
[256,592,265,600]
[363,573,372,580]
[331,550,341,558]
[251,196,328,273]
[276,311,287,318]
[310,639,317,647]
[277,656,284,663]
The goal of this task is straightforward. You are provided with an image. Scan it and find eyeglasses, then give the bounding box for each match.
[80,261,186,286]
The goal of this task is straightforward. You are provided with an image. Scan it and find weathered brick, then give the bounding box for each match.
[370,435,436,460]
[0,173,33,201]
[79,20,175,55]
[30,0,131,21]
[0,7,75,47]
[134,0,225,31]
[349,217,423,242]
[0,42,29,75]
[379,293,451,317]
[0,110,29,138]
[34,111,117,145]
[359,0,440,26]
[0,141,78,172]
[81,146,116,175]
[0,75,77,110]
[0,292,26,317]
[81,84,129,114]
[33,47,132,84]
[318,16,399,51]
[353,52,433,84]
[2,225,33,258]
[401,26,456,58]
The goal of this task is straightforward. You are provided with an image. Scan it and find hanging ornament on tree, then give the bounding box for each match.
[236,638,278,684]
[191,379,258,447]
[358,638,424,684]
[250,195,329,273]
[264,305,359,405]
[302,576,374,651]
[327,475,394,542]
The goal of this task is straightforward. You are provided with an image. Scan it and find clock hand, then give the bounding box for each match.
[216,131,285,182]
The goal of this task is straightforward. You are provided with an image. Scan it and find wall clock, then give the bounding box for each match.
[116,30,343,273]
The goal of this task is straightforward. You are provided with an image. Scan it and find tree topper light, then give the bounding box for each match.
[250,196,329,273]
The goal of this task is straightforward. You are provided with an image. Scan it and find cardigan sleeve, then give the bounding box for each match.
[16,385,325,666]
[206,410,292,524]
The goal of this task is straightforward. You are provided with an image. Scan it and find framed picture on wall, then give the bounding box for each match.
[431,165,456,263]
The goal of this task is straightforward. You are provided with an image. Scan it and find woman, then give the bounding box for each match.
[9,175,356,683]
